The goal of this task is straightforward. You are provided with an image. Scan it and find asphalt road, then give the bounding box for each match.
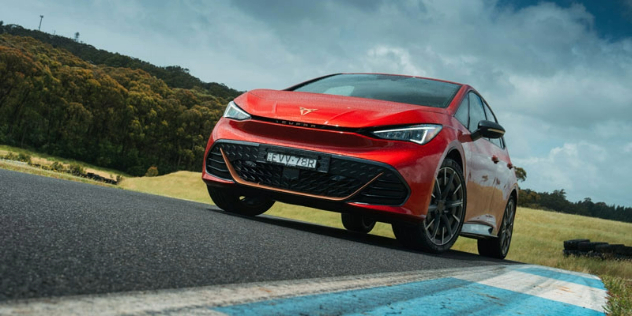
[0,169,509,301]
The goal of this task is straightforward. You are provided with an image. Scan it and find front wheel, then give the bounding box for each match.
[207,186,274,216]
[341,213,376,234]
[477,197,515,259]
[393,158,466,253]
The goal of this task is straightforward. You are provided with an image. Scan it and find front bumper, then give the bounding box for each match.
[202,118,449,222]
[207,140,409,205]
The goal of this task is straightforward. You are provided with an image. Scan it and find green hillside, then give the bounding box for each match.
[0,24,242,100]
[0,32,232,176]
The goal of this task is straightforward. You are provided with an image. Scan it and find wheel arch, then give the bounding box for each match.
[445,148,464,174]
[437,144,467,177]
[510,185,519,209]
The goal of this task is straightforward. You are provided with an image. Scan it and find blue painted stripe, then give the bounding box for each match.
[213,277,604,316]
[518,267,606,290]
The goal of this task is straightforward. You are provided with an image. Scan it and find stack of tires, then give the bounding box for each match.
[564,239,632,259]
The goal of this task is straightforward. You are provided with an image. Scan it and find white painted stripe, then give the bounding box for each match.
[0,265,506,316]
[0,265,607,315]
[454,266,607,312]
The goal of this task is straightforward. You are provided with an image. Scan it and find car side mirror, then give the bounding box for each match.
[471,120,505,141]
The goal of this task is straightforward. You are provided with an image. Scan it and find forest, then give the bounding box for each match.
[0,23,242,100]
[518,188,632,224]
[0,26,233,176]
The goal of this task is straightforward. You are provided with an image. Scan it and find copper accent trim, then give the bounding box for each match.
[220,148,383,202]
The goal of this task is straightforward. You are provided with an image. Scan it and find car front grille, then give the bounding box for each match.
[350,172,410,206]
[206,141,409,205]
[206,145,231,180]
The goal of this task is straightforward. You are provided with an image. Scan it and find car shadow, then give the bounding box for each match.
[205,207,521,265]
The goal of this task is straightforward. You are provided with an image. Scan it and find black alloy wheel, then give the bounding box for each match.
[424,164,465,246]
[478,197,515,259]
[341,213,377,234]
[393,158,466,253]
[207,186,275,216]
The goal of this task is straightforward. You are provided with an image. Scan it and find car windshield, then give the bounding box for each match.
[290,74,461,108]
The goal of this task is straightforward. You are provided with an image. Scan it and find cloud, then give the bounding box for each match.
[1,0,631,205]
[221,1,632,130]
[514,141,631,206]
[363,46,426,76]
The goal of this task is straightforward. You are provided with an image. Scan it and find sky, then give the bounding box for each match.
[1,0,631,207]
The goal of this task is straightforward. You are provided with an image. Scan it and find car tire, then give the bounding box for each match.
[595,244,624,254]
[563,239,591,250]
[392,158,466,253]
[207,186,274,216]
[577,242,608,252]
[616,246,632,257]
[341,213,376,234]
[478,197,516,259]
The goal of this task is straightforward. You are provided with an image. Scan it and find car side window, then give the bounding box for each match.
[454,97,469,129]
[468,93,486,133]
[482,102,497,123]
[482,102,505,148]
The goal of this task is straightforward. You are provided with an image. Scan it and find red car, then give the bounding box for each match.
[202,74,518,258]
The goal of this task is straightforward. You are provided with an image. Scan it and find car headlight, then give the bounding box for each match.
[372,124,442,145]
[223,101,251,120]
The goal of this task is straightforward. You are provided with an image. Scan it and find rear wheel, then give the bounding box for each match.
[341,213,376,234]
[207,186,274,216]
[478,197,515,259]
[393,158,466,253]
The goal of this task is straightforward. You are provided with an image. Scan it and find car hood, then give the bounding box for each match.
[234,89,448,129]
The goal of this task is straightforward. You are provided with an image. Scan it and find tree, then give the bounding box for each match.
[74,32,80,42]
[552,189,566,199]
[0,33,225,176]
[145,166,159,177]
[514,166,526,182]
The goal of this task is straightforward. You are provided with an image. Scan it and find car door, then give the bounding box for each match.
[481,100,514,232]
[460,92,498,229]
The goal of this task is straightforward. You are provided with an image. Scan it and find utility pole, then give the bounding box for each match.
[38,15,43,31]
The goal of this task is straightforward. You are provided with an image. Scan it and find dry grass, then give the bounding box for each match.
[0,145,125,181]
[0,160,117,188]
[603,275,632,315]
[119,171,210,203]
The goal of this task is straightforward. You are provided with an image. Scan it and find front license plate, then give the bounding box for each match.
[266,152,317,170]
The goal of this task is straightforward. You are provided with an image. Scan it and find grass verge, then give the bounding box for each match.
[118,171,209,203]
[0,160,117,188]
[603,276,632,315]
[0,145,127,181]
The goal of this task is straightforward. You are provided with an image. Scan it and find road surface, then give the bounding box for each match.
[0,168,507,301]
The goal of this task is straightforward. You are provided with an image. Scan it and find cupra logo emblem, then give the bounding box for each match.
[300,107,318,115]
